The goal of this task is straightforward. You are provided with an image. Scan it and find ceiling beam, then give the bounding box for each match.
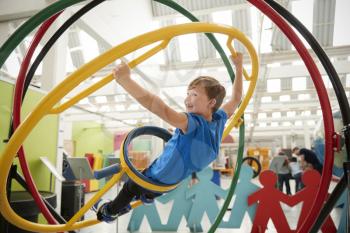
[159,45,350,70]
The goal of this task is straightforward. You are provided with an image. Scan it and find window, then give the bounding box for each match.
[100,105,111,112]
[66,48,75,72]
[79,30,99,62]
[295,121,303,126]
[322,75,332,88]
[283,122,292,126]
[307,120,315,126]
[267,79,281,92]
[302,110,311,116]
[291,0,313,49]
[334,0,350,46]
[280,95,290,102]
[298,94,310,100]
[292,77,307,91]
[261,96,272,103]
[176,17,198,62]
[346,74,350,87]
[287,111,296,117]
[115,105,125,111]
[212,10,232,26]
[258,113,267,119]
[259,122,267,127]
[271,122,279,127]
[272,112,281,118]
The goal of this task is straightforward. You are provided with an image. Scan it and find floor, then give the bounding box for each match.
[80,176,343,233]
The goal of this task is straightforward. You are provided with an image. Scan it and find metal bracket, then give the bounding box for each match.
[332,132,342,152]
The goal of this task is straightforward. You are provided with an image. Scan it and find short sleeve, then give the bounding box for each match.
[215,109,228,120]
[182,113,199,134]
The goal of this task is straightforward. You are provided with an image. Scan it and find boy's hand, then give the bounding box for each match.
[113,61,131,83]
[230,52,243,71]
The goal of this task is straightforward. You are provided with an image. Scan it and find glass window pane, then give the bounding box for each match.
[292,77,306,91]
[267,79,281,92]
[261,96,272,103]
[212,10,232,26]
[79,31,99,62]
[334,0,350,46]
[280,95,290,102]
[272,112,281,118]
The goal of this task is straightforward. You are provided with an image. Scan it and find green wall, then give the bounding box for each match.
[0,80,59,192]
[72,121,113,157]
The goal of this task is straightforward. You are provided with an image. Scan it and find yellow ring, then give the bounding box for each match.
[0,22,258,232]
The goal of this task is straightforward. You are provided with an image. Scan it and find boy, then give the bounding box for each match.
[96,53,243,222]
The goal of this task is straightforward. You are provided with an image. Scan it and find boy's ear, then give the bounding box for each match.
[209,99,216,107]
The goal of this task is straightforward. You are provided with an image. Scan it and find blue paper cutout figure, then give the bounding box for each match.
[220,164,259,228]
[128,177,199,232]
[156,176,202,231]
[186,167,228,232]
[336,190,347,233]
[127,202,163,232]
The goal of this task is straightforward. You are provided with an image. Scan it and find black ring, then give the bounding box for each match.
[242,156,261,178]
[122,126,174,188]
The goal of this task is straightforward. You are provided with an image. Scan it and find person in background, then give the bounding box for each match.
[292,147,323,174]
[287,156,303,193]
[269,151,291,195]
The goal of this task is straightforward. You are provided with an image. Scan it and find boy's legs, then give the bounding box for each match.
[105,178,162,214]
[106,179,143,214]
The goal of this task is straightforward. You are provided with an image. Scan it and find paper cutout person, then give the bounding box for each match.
[248,170,294,233]
[289,169,336,233]
[156,177,201,231]
[220,164,260,228]
[186,167,228,232]
[128,177,200,232]
[127,202,163,232]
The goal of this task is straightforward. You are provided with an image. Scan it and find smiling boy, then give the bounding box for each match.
[96,53,243,222]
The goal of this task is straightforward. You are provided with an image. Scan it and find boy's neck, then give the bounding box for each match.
[202,112,213,122]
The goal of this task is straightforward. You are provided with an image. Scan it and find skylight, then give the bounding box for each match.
[79,30,99,62]
[66,48,75,72]
[176,17,198,62]
[212,10,232,26]
[291,0,313,49]
[334,0,350,46]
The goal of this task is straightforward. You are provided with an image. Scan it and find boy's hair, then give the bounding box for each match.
[289,157,297,162]
[188,76,226,112]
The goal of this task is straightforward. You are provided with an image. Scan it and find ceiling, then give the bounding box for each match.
[1,0,350,148]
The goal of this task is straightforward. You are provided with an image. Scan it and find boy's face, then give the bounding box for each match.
[184,85,214,115]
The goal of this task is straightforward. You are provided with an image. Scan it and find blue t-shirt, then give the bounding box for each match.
[145,109,228,184]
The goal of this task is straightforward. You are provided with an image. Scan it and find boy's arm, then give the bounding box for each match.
[114,62,188,132]
[221,53,243,118]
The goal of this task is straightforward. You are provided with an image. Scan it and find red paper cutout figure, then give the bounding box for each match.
[248,170,295,233]
[289,169,336,233]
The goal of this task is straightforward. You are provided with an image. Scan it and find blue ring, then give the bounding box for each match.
[122,126,176,189]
